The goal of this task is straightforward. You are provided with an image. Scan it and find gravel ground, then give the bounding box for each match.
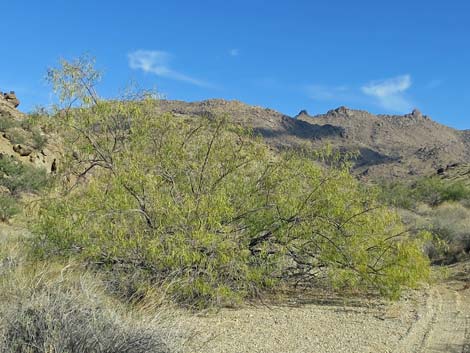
[179,291,426,353]
[179,280,470,353]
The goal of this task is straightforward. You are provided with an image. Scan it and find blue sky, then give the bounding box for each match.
[1,0,469,129]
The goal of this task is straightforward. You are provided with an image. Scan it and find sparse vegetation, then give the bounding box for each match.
[0,108,49,149]
[378,176,470,209]
[0,228,180,353]
[0,156,49,222]
[0,156,49,196]
[378,176,470,263]
[0,194,20,222]
[0,275,171,353]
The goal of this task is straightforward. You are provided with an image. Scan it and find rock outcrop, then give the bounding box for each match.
[0,93,58,173]
[0,91,20,108]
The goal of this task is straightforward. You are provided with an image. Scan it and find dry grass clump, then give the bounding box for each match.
[0,229,184,353]
[428,202,470,260]
[401,202,470,263]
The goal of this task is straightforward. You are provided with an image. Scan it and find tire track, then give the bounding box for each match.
[395,282,470,353]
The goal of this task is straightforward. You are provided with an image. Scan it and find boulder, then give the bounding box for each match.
[13,144,33,157]
[3,91,20,108]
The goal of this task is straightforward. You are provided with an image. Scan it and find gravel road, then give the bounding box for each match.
[182,281,470,353]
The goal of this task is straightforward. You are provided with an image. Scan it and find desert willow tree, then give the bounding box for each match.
[35,55,430,307]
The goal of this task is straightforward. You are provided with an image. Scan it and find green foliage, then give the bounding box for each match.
[378,176,470,265]
[0,156,49,222]
[0,156,49,196]
[378,176,470,209]
[30,128,48,149]
[34,108,428,305]
[0,194,20,222]
[0,115,15,131]
[46,54,101,107]
[3,127,27,145]
[417,203,470,263]
[34,56,430,306]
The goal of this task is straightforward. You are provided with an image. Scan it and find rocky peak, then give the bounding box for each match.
[404,108,429,121]
[0,91,20,109]
[295,109,310,118]
[326,106,350,117]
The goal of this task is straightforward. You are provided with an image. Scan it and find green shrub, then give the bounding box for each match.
[33,108,429,305]
[3,127,28,145]
[377,179,415,209]
[0,156,49,195]
[31,128,48,149]
[34,56,430,306]
[0,116,17,131]
[0,195,20,222]
[378,177,470,209]
[428,203,470,260]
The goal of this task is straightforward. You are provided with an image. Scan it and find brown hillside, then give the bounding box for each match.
[152,99,470,179]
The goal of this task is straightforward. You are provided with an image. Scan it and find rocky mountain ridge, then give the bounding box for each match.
[152,99,470,180]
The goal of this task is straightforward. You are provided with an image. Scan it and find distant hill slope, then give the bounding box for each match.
[438,163,470,186]
[152,99,470,180]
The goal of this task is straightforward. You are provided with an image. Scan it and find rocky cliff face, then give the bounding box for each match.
[0,96,56,172]
[151,99,470,180]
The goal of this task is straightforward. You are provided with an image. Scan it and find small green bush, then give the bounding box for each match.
[3,127,28,145]
[0,156,49,195]
[428,203,470,260]
[0,195,20,222]
[378,177,470,209]
[31,128,48,149]
[0,116,16,131]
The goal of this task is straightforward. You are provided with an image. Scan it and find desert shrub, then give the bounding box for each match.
[412,177,470,206]
[33,109,429,305]
[33,56,430,306]
[377,179,415,209]
[0,156,49,195]
[396,202,470,263]
[378,177,470,209]
[427,203,470,260]
[0,270,173,353]
[3,127,28,145]
[0,156,49,222]
[30,128,48,149]
[0,115,17,131]
[20,111,51,148]
[0,195,20,222]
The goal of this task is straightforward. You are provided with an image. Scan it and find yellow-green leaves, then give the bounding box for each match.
[36,59,430,306]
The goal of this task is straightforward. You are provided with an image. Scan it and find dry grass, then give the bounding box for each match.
[0,225,187,353]
[399,202,470,263]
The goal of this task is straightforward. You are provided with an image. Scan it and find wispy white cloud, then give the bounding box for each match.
[229,49,240,57]
[128,50,211,87]
[361,75,413,112]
